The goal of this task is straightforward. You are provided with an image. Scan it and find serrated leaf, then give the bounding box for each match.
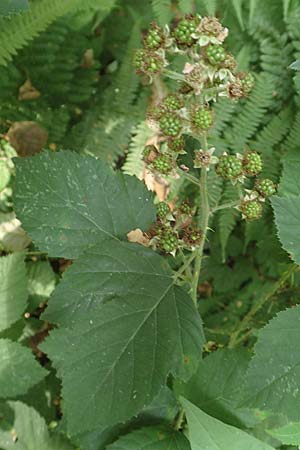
[0,339,47,398]
[278,149,300,197]
[175,349,260,428]
[107,426,190,450]
[241,306,300,420]
[267,423,300,446]
[14,151,155,259]
[0,252,27,332]
[0,401,74,450]
[181,398,275,450]
[41,240,204,435]
[0,0,29,16]
[271,196,300,265]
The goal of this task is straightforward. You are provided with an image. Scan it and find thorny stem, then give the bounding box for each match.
[191,135,210,306]
[228,264,298,348]
[176,167,201,186]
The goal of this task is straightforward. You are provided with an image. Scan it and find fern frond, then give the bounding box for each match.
[123,121,153,177]
[217,183,239,262]
[284,111,300,151]
[151,0,172,26]
[210,98,238,137]
[253,108,292,154]
[207,171,223,208]
[195,0,217,15]
[0,0,116,65]
[226,73,276,152]
[178,0,195,14]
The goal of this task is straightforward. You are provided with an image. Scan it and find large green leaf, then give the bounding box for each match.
[272,149,300,265]
[241,306,300,420]
[0,339,47,398]
[0,401,74,450]
[267,423,300,446]
[0,252,27,332]
[41,240,204,435]
[181,398,275,450]
[272,196,300,264]
[0,0,29,16]
[106,426,190,450]
[14,151,155,259]
[175,349,260,428]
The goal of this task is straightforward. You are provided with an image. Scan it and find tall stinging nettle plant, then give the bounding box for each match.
[10,11,300,450]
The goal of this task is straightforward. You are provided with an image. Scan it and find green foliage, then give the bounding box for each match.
[14,151,155,259]
[0,340,47,398]
[0,252,27,331]
[1,1,300,449]
[181,398,275,450]
[0,0,29,16]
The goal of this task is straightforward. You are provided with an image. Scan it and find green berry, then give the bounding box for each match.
[184,228,202,246]
[255,179,276,197]
[133,49,164,75]
[160,229,179,253]
[205,44,226,65]
[243,151,262,176]
[159,113,182,137]
[162,94,183,111]
[168,136,185,153]
[241,200,263,221]
[191,108,213,130]
[241,72,255,95]
[144,23,163,50]
[173,16,199,46]
[153,154,173,174]
[215,154,243,180]
[157,202,171,220]
[180,201,192,215]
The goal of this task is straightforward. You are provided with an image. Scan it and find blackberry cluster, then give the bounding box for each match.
[242,151,263,176]
[159,113,182,137]
[173,16,200,46]
[205,44,226,65]
[255,179,276,197]
[241,200,263,221]
[215,155,243,180]
[152,154,173,175]
[191,108,213,130]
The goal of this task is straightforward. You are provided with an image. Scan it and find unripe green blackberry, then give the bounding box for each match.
[240,72,255,95]
[159,113,182,137]
[152,154,173,174]
[180,201,192,215]
[168,136,185,153]
[205,44,226,65]
[162,94,184,111]
[215,154,243,180]
[160,229,179,253]
[157,202,171,220]
[133,49,164,75]
[144,23,164,50]
[255,179,276,197]
[191,108,213,130]
[241,200,263,221]
[184,227,202,247]
[243,151,262,176]
[173,16,199,46]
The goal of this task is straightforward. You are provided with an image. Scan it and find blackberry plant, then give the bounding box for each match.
[2,2,300,450]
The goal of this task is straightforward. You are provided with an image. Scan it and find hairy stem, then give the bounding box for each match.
[210,200,240,214]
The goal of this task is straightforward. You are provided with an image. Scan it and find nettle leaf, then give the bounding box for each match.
[175,349,260,428]
[0,252,27,332]
[241,306,300,420]
[0,401,74,450]
[267,422,300,446]
[14,151,155,259]
[181,398,275,450]
[0,339,47,398]
[106,426,190,450]
[0,0,29,16]
[41,240,204,434]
